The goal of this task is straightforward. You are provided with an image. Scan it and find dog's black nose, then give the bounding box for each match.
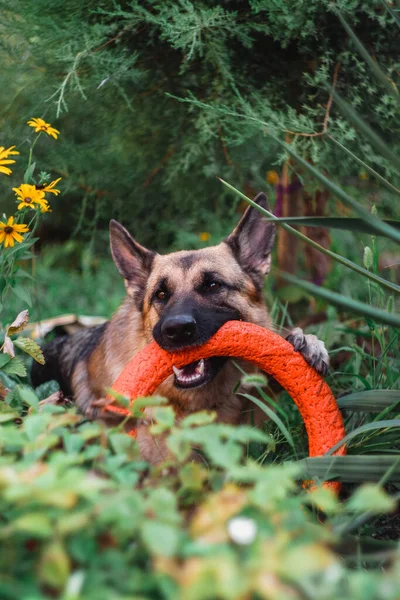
[161,314,197,344]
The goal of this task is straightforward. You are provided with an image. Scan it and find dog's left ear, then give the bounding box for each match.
[225,192,276,275]
[109,220,155,298]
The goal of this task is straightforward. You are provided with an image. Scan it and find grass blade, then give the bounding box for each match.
[269,135,400,243]
[337,12,400,102]
[239,392,296,451]
[338,390,400,412]
[325,419,400,455]
[278,271,400,328]
[298,455,400,482]
[328,135,400,197]
[219,178,400,295]
[262,216,400,235]
[330,89,400,173]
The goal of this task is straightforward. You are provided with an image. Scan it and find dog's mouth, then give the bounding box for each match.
[172,356,227,389]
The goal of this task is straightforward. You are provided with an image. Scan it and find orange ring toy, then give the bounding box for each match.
[105,321,346,489]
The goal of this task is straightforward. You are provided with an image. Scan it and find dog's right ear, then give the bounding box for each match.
[109,220,155,297]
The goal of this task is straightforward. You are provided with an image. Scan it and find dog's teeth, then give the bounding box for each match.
[173,365,185,377]
[197,359,205,375]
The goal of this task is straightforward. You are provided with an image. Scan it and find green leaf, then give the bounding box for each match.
[39,541,71,589]
[181,411,216,428]
[141,521,180,557]
[0,354,12,369]
[24,414,47,440]
[241,374,269,387]
[277,272,400,328]
[239,393,295,450]
[11,285,32,307]
[325,420,400,455]
[338,390,400,412]
[347,484,397,513]
[12,513,53,537]
[14,337,45,364]
[18,386,39,410]
[298,455,400,483]
[151,406,176,433]
[2,357,27,377]
[23,161,36,184]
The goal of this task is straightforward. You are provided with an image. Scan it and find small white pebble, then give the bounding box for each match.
[228,517,257,545]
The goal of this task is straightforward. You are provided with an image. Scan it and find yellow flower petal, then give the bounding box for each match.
[5,235,14,248]
[11,232,24,244]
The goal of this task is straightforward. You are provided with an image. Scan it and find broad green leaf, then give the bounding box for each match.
[219,178,400,294]
[181,411,216,428]
[298,455,400,483]
[141,521,180,557]
[39,541,71,589]
[14,337,45,364]
[18,386,39,409]
[347,484,397,513]
[338,390,400,412]
[278,272,400,328]
[12,513,53,537]
[2,357,27,377]
[0,354,12,369]
[151,406,176,432]
[23,161,36,183]
[11,285,32,307]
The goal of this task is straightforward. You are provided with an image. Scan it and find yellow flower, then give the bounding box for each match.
[13,183,47,210]
[37,177,62,195]
[359,170,369,181]
[0,145,19,176]
[40,201,52,213]
[199,232,211,242]
[27,117,60,139]
[266,170,280,185]
[0,216,29,248]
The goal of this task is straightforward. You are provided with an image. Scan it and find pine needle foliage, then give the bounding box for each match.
[0,0,399,249]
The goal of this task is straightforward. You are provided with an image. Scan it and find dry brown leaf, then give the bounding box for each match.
[3,336,15,358]
[7,310,29,336]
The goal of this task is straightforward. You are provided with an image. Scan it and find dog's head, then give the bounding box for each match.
[110,193,275,390]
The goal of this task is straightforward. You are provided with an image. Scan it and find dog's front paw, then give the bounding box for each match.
[286,327,329,377]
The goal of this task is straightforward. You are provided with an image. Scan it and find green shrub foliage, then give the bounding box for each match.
[1,1,399,249]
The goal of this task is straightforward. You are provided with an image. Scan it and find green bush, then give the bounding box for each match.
[1,1,399,248]
[0,396,399,600]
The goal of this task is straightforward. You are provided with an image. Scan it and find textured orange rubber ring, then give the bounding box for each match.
[105,321,346,490]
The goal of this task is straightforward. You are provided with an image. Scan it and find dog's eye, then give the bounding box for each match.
[204,280,222,293]
[155,289,168,301]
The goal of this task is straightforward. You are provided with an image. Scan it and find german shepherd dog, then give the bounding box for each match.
[32,193,329,463]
